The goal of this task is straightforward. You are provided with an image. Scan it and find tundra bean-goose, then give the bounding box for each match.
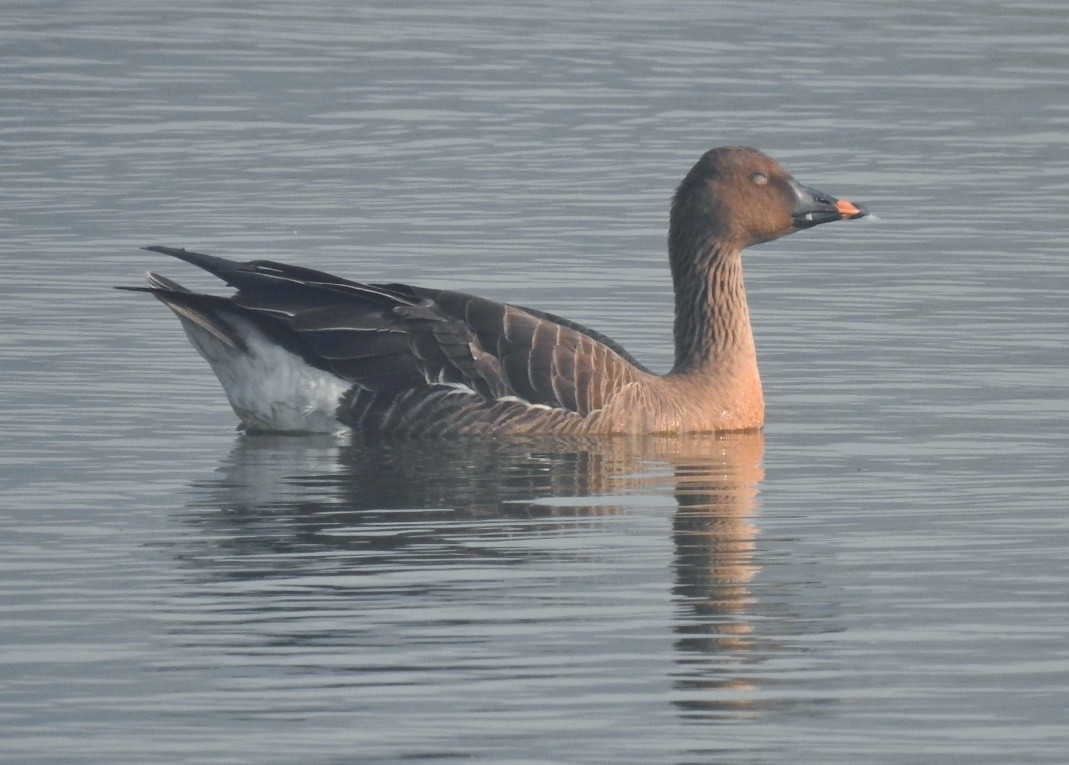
[121,146,866,436]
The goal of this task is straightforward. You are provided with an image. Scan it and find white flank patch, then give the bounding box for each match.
[177,312,352,434]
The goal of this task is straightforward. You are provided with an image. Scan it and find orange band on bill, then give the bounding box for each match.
[836,199,864,218]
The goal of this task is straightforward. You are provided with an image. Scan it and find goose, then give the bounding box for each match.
[122,146,866,436]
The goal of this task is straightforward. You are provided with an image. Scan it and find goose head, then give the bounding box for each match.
[669,146,866,254]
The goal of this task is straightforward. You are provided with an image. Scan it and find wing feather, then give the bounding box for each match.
[397,289,651,415]
[132,248,652,428]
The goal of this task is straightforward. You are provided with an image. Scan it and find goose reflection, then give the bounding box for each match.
[670,434,765,716]
[177,431,765,715]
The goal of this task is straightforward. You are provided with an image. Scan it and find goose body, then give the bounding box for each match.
[123,146,865,436]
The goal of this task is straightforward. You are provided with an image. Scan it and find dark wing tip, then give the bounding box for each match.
[142,245,188,256]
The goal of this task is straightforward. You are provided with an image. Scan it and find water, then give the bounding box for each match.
[2,1,1067,762]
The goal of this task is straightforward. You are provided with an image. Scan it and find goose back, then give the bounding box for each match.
[129,247,657,435]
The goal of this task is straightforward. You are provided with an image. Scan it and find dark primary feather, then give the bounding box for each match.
[132,247,652,430]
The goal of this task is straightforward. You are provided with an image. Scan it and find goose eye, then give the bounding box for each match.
[751,172,769,186]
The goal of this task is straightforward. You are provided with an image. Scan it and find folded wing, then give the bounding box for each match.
[130,247,651,433]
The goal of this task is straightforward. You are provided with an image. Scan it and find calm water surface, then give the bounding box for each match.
[1,1,1067,763]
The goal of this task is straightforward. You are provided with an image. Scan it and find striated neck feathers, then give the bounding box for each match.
[667,175,757,376]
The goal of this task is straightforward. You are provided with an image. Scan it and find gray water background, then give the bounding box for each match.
[1,1,1067,762]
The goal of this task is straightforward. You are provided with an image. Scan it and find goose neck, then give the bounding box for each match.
[671,240,756,375]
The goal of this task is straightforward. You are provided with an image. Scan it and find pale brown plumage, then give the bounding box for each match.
[122,146,865,436]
